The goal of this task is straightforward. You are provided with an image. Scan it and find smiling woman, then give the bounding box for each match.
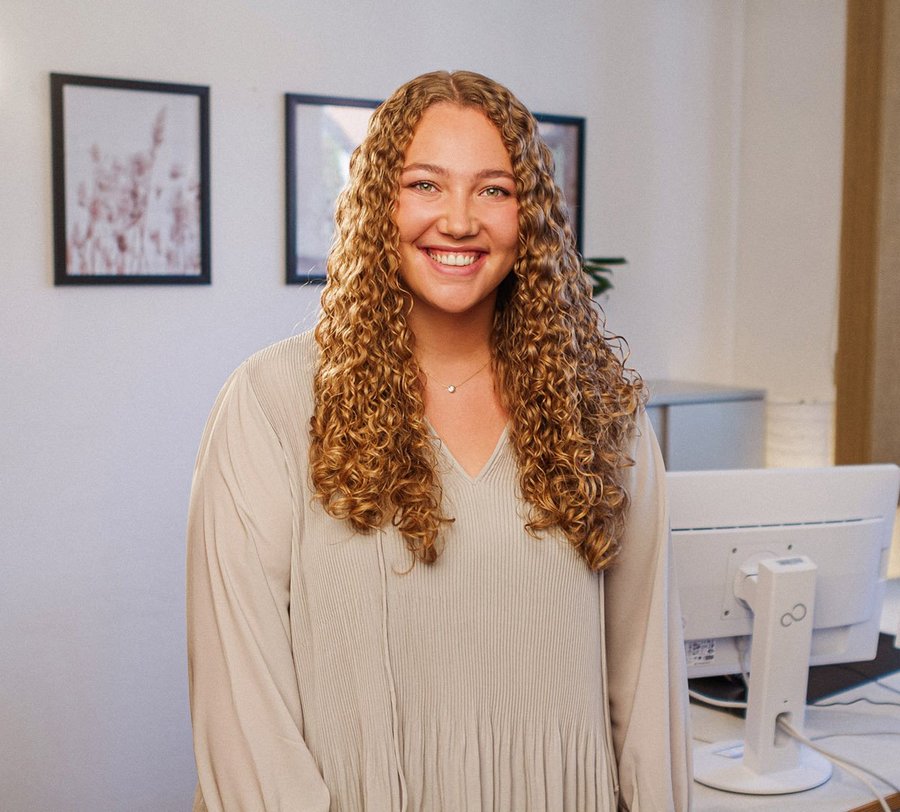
[395,103,520,334]
[391,102,520,472]
[187,70,691,812]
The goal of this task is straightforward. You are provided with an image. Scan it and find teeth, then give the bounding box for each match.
[427,251,478,267]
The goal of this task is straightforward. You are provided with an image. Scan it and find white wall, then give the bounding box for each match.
[590,2,745,382]
[733,1,846,402]
[731,1,846,465]
[0,1,844,809]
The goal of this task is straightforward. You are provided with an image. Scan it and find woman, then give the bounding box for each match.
[188,70,690,811]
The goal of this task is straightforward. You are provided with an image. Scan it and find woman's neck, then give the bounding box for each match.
[407,296,508,477]
[407,300,495,372]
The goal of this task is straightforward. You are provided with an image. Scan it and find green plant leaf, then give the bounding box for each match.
[582,256,626,297]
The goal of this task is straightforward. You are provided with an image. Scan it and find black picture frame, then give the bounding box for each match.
[285,93,380,284]
[51,73,211,285]
[534,113,585,253]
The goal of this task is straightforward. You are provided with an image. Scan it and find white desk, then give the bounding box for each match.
[691,581,900,811]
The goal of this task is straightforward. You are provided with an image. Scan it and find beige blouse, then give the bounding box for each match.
[187,331,691,811]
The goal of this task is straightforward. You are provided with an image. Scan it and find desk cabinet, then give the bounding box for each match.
[646,380,766,471]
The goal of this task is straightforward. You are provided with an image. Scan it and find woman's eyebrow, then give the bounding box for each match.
[400,163,515,182]
[474,168,515,182]
[401,162,447,175]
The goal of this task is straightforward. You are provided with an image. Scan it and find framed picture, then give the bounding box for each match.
[51,73,210,285]
[535,113,585,252]
[285,93,380,284]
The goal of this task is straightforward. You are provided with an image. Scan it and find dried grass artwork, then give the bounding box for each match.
[51,74,210,285]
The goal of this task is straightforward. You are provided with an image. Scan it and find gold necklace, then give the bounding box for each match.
[423,358,491,394]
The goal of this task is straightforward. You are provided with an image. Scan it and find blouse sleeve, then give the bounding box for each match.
[604,408,692,811]
[186,365,330,812]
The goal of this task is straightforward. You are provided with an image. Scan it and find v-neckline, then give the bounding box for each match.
[428,422,509,484]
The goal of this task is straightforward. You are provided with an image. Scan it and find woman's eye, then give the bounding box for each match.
[411,181,437,192]
[482,186,510,198]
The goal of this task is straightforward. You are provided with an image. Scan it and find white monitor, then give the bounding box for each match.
[668,464,899,796]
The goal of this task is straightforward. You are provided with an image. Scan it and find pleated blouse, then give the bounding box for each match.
[187,331,691,811]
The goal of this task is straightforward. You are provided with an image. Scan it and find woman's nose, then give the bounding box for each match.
[438,193,478,239]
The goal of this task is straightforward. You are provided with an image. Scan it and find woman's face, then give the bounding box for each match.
[394,103,519,323]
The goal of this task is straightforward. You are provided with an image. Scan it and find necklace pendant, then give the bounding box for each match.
[447,385,457,393]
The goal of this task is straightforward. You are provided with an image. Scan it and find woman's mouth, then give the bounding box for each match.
[424,249,483,268]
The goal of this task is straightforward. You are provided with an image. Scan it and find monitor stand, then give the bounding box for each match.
[693,555,833,794]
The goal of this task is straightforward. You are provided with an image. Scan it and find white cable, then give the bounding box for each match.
[688,688,747,710]
[874,678,900,697]
[814,696,900,710]
[688,639,753,710]
[812,730,900,741]
[691,650,900,809]
[782,717,900,793]
[778,717,898,812]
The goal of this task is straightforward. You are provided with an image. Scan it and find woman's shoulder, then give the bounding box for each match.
[237,329,319,428]
[615,404,664,506]
[244,329,318,377]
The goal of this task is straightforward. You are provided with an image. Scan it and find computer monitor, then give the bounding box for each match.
[668,464,899,796]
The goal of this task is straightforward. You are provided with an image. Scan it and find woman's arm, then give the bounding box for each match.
[604,409,692,811]
[187,365,330,812]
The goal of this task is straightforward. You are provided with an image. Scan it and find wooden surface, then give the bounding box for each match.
[846,791,900,812]
[835,0,883,464]
[835,0,900,469]
[871,0,900,468]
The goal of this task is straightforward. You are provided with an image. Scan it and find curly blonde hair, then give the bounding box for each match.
[310,70,644,571]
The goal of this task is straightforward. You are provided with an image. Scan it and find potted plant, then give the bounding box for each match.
[582,256,626,297]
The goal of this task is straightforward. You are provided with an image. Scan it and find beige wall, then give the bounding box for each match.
[732,1,847,407]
